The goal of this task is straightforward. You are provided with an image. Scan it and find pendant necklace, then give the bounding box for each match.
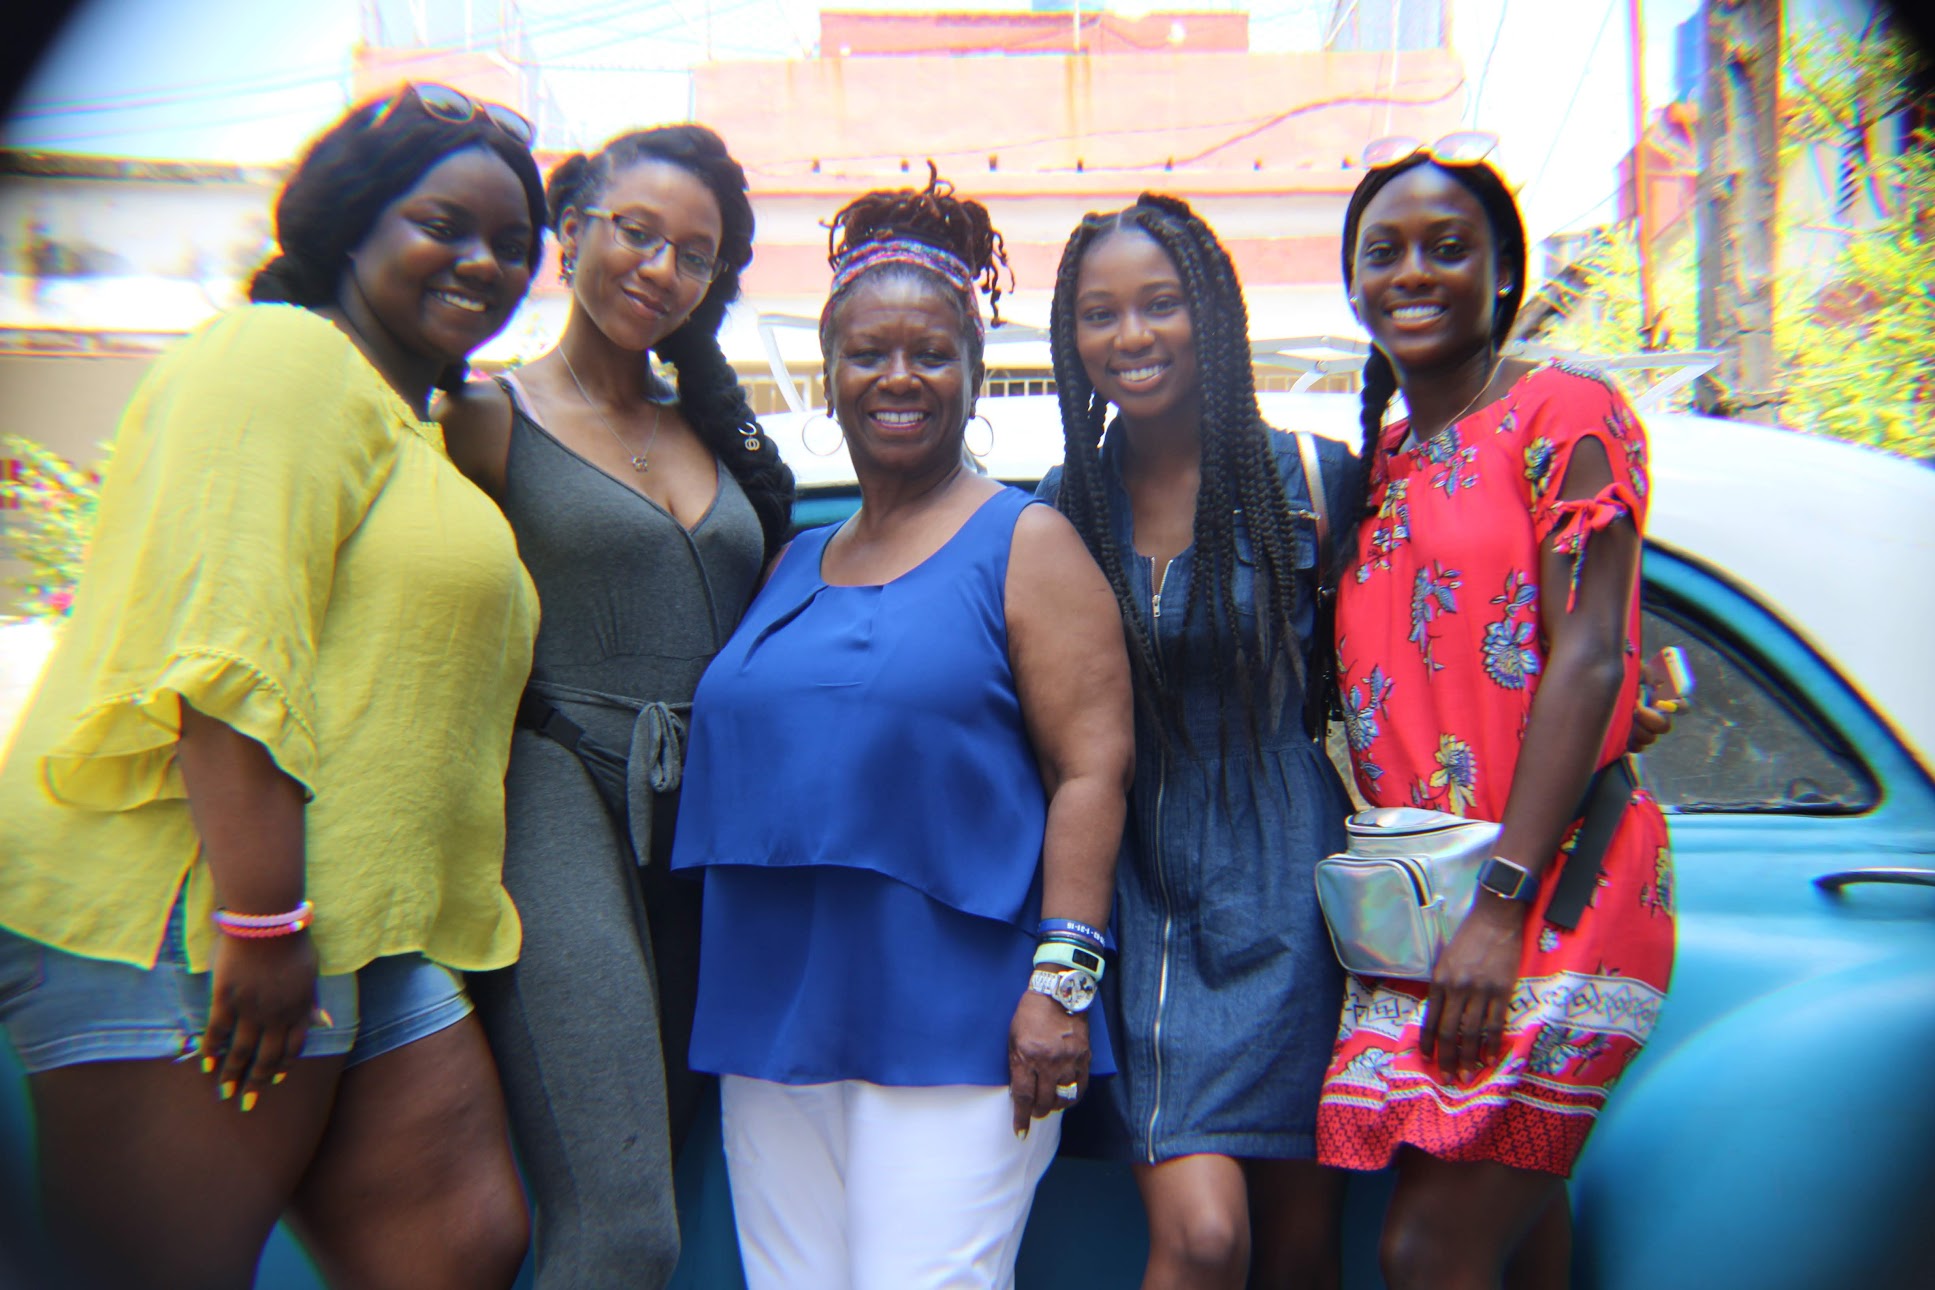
[559,346,661,472]
[1400,355,1503,454]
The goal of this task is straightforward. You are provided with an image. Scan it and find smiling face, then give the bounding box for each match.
[560,158,722,352]
[343,145,535,367]
[1071,227,1201,431]
[825,272,979,478]
[1350,163,1514,377]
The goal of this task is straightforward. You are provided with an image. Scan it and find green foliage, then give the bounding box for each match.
[1534,22,1932,457]
[0,436,108,619]
[1523,225,1700,409]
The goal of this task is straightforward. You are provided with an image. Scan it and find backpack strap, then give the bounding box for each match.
[1295,430,1331,573]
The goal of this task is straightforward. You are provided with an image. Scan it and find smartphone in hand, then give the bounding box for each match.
[1647,645,1695,713]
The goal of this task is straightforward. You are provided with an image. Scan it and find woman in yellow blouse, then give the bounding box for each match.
[0,87,544,1289]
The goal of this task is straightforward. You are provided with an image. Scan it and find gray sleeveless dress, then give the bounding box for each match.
[468,375,763,1289]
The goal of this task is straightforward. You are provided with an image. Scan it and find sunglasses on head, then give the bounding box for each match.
[1361,131,1499,171]
[369,82,534,148]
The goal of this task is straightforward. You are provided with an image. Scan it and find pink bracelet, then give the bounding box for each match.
[212,900,314,939]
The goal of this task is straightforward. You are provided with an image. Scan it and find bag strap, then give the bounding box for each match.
[516,690,587,753]
[1544,756,1639,930]
[1294,430,1331,571]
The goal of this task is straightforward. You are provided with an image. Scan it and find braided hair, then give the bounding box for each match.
[818,163,1012,375]
[1341,155,1528,525]
[248,89,548,393]
[1048,194,1307,751]
[547,126,795,558]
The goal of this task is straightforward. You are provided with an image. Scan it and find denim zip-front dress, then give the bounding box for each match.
[1040,427,1359,1163]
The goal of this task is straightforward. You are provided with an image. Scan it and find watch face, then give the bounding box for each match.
[1051,970,1098,1012]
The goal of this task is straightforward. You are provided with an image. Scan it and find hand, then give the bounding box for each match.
[1629,656,1677,752]
[201,931,319,1112]
[1628,701,1673,752]
[1421,896,1525,1083]
[1008,989,1090,1137]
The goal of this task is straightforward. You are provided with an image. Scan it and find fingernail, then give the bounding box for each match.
[201,1056,216,1075]
[241,1091,258,1113]
[1015,1127,1029,1141]
[315,1008,335,1027]
[218,1081,235,1102]
[272,1072,287,1086]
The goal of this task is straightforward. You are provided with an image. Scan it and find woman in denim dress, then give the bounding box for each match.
[1038,195,1359,1289]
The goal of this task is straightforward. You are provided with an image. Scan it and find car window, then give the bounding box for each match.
[1638,602,1878,814]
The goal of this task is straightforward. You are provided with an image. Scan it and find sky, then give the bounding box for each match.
[4,0,1705,249]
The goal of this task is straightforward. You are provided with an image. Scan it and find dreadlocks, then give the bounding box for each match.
[819,162,1012,372]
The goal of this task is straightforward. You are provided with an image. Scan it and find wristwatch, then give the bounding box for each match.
[1477,856,1537,903]
[1028,967,1098,1015]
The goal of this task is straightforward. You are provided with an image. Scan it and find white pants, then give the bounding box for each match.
[720,1076,1062,1290]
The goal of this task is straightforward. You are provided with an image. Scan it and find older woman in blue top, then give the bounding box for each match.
[671,170,1134,1288]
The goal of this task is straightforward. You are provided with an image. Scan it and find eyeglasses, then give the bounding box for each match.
[369,82,534,149]
[1361,131,1500,171]
[581,208,724,284]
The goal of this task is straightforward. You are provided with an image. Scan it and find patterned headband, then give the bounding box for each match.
[826,235,985,339]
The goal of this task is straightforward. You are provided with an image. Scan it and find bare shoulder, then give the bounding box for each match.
[436,376,515,498]
[1007,499,1109,604]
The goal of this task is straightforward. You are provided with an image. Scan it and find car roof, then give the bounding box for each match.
[763,393,1935,769]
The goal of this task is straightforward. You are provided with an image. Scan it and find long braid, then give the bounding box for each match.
[1127,197,1307,753]
[1354,346,1400,524]
[546,126,795,560]
[1049,196,1311,755]
[1048,215,1169,731]
[656,322,793,554]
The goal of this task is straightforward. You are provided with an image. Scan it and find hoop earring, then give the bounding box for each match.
[964,412,994,458]
[803,413,845,457]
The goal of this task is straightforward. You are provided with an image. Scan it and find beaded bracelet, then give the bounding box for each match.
[212,900,314,939]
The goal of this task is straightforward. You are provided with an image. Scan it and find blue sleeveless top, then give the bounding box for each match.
[672,485,1113,1085]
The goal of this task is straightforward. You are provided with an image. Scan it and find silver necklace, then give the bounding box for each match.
[558,347,662,473]
[1404,355,1503,450]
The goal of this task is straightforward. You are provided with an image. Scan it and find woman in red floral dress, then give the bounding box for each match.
[1315,147,1676,1287]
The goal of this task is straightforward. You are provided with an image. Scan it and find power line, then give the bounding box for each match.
[1522,0,1618,206]
[1469,0,1510,127]
[15,0,649,122]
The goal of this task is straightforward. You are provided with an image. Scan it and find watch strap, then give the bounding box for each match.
[1028,967,1098,1014]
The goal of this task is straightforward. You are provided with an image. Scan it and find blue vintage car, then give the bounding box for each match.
[3,388,1930,1288]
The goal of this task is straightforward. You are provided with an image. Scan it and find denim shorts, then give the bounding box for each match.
[0,895,472,1075]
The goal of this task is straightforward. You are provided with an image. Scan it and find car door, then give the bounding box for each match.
[1571,547,1935,1290]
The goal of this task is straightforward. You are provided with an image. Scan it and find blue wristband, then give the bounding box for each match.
[1037,917,1114,952]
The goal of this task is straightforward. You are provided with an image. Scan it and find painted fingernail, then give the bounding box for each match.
[272,1072,287,1086]
[201,1056,216,1075]
[240,1091,258,1113]
[1015,1126,1029,1141]
[314,1008,335,1027]
[218,1081,235,1102]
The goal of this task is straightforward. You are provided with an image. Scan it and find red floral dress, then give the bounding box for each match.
[1315,364,1676,1178]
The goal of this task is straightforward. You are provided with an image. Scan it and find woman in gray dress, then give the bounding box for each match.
[440,125,794,1289]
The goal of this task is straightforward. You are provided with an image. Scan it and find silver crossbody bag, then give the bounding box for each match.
[1312,810,1501,980]
[1312,759,1637,980]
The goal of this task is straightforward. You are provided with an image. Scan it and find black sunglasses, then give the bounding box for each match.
[369,82,534,149]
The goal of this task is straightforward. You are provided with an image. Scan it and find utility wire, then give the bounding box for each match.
[1522,0,1619,206]
[1469,0,1510,127]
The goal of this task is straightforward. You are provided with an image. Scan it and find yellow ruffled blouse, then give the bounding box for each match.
[0,305,537,975]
